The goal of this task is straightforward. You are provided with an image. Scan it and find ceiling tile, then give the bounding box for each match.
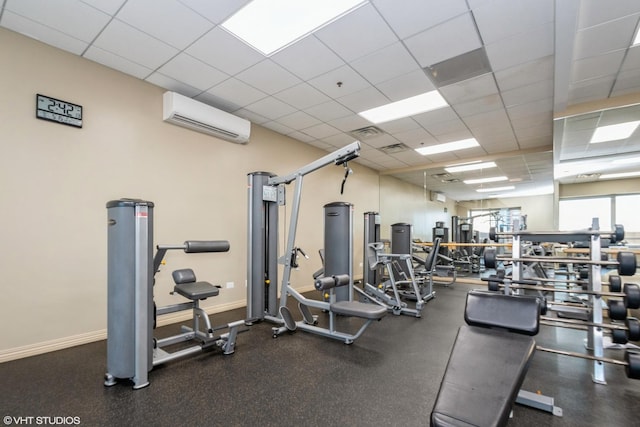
[84,45,153,78]
[304,100,353,122]
[336,86,388,113]
[145,73,200,97]
[485,22,554,72]
[234,108,269,124]
[0,10,89,54]
[571,50,626,83]
[376,69,438,101]
[273,83,331,110]
[243,97,297,121]
[93,19,178,70]
[177,0,251,24]
[235,59,301,95]
[271,35,345,81]
[315,3,397,62]
[262,121,295,136]
[186,26,263,75]
[454,93,504,117]
[567,76,615,104]
[577,0,640,29]
[204,77,267,109]
[611,68,640,97]
[574,14,640,60]
[327,114,371,133]
[81,0,126,15]
[372,0,469,40]
[156,53,228,91]
[276,111,322,131]
[404,12,482,67]
[5,0,110,42]
[350,42,421,85]
[439,73,498,104]
[494,56,554,91]
[321,133,357,148]
[621,45,640,71]
[116,0,212,50]
[308,65,372,98]
[195,90,246,112]
[472,0,554,45]
[300,123,342,139]
[502,80,553,108]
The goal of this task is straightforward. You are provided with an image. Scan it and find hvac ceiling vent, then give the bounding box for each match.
[431,172,452,180]
[425,47,492,88]
[163,91,251,144]
[378,143,410,154]
[349,125,386,140]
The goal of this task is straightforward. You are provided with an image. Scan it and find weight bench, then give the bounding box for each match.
[431,290,542,427]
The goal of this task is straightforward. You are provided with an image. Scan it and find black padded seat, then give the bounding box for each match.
[431,326,535,427]
[171,268,219,300]
[330,301,387,320]
[174,282,219,300]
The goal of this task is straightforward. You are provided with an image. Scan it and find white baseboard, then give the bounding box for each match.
[0,300,247,363]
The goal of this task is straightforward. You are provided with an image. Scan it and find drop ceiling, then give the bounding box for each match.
[2,0,640,200]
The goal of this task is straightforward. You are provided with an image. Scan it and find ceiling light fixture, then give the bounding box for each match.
[589,120,640,143]
[415,138,478,156]
[634,25,640,46]
[359,90,448,124]
[463,176,508,185]
[476,186,515,193]
[445,161,497,173]
[221,0,367,56]
[599,171,640,180]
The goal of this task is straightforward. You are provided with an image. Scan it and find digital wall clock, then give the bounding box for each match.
[36,94,83,128]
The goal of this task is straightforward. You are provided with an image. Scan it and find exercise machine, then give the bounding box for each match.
[362,222,437,317]
[104,199,243,389]
[246,142,386,343]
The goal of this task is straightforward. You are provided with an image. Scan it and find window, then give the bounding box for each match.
[615,194,640,232]
[558,197,611,231]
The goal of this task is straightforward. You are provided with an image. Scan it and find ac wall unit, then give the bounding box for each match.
[162,91,250,144]
[430,191,446,203]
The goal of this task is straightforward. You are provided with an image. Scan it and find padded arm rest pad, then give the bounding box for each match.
[431,325,536,427]
[184,240,230,253]
[315,274,350,290]
[465,290,540,336]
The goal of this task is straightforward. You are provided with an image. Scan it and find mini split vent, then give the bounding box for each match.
[431,173,461,183]
[162,91,251,144]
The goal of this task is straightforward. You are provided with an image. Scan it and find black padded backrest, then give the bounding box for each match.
[464,290,540,336]
[423,238,441,271]
[172,268,196,285]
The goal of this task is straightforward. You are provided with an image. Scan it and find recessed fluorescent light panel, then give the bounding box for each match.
[359,90,448,124]
[613,156,640,164]
[634,25,640,46]
[476,186,515,193]
[445,161,497,173]
[415,138,478,156]
[590,120,640,143]
[222,0,367,56]
[463,176,508,185]
[599,171,640,180]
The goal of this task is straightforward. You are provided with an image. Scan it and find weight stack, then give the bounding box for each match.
[391,222,412,278]
[105,199,154,385]
[324,202,353,302]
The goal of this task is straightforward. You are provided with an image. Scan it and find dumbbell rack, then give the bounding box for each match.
[506,218,612,384]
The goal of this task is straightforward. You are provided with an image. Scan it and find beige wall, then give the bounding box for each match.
[560,178,640,198]
[0,28,385,360]
[379,175,456,241]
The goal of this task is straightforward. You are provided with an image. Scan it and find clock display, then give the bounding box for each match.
[36,94,83,128]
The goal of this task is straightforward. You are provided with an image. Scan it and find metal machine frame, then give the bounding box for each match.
[246,142,386,343]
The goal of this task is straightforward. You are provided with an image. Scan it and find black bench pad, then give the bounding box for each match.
[431,325,535,427]
[330,301,387,320]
